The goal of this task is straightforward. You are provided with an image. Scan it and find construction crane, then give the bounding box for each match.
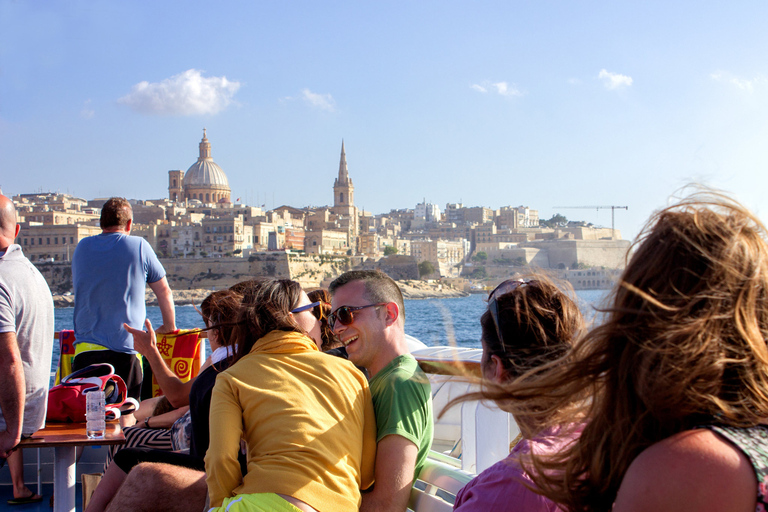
[551,205,628,239]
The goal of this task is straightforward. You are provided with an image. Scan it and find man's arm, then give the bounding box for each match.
[124,319,191,408]
[361,434,419,512]
[148,277,176,334]
[0,331,24,458]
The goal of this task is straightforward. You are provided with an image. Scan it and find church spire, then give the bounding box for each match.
[198,128,212,161]
[338,140,349,183]
[333,139,354,208]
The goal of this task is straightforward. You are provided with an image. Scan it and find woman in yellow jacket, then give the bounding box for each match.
[205,278,376,512]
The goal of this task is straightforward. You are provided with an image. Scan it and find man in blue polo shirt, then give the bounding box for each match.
[72,197,176,399]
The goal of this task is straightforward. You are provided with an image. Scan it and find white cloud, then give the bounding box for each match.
[117,69,240,116]
[80,99,94,119]
[710,70,767,92]
[471,81,522,97]
[598,69,633,90]
[301,88,336,111]
[568,78,581,85]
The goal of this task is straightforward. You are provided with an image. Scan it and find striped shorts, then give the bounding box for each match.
[105,426,172,469]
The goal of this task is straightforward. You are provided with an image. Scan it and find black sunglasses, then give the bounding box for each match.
[328,303,388,329]
[487,279,536,352]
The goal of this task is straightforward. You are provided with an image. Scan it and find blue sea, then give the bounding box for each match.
[50,289,610,382]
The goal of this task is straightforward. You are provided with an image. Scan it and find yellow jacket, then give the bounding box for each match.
[205,330,377,511]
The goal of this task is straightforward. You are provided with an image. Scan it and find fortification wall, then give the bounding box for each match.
[358,255,419,281]
[520,240,630,270]
[35,262,72,294]
[286,254,351,289]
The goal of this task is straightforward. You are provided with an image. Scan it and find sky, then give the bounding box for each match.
[2,1,768,242]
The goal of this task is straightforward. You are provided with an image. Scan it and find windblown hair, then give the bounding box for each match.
[231,278,305,363]
[200,289,243,347]
[498,190,768,512]
[308,288,338,351]
[482,275,583,379]
[329,270,405,323]
[100,197,132,229]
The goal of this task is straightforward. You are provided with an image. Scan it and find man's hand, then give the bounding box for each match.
[124,318,157,356]
[154,324,176,335]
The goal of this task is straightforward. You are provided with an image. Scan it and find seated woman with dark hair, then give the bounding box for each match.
[453,275,584,512]
[86,289,243,512]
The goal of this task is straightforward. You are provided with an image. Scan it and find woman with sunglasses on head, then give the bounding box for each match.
[452,275,584,512]
[205,278,376,512]
[486,190,768,512]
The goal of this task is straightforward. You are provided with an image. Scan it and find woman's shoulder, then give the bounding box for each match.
[613,429,756,512]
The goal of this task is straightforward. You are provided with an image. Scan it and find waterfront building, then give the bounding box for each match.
[18,224,101,262]
[200,216,252,256]
[304,229,349,255]
[411,239,466,277]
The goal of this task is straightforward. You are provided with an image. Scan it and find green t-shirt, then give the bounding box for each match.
[369,353,433,479]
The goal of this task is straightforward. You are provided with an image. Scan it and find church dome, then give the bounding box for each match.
[183,129,230,189]
[184,159,229,188]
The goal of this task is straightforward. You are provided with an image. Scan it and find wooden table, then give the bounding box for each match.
[19,421,125,512]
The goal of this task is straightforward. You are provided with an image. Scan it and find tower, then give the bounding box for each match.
[168,170,183,202]
[333,140,354,208]
[331,140,359,254]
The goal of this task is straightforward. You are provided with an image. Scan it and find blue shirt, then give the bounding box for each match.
[72,232,165,353]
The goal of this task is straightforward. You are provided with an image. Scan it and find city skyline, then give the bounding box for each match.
[3,1,768,241]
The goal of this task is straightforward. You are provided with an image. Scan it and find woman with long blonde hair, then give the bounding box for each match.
[496,190,768,512]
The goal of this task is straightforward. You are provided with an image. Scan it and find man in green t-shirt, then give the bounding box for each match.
[330,270,433,512]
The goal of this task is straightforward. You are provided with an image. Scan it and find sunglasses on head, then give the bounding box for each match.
[291,301,321,314]
[328,303,389,329]
[488,279,537,352]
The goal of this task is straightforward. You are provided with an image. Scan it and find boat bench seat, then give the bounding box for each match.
[409,452,475,512]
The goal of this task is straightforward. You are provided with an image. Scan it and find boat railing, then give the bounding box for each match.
[412,347,517,474]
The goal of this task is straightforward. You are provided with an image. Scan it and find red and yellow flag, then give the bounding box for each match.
[152,329,203,398]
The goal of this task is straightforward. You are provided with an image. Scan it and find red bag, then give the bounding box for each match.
[46,363,127,422]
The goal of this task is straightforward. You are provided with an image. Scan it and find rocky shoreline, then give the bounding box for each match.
[51,280,469,308]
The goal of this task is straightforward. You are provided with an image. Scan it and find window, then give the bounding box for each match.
[70,237,74,243]
[46,238,50,245]
[54,237,58,244]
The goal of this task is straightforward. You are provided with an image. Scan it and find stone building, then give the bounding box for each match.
[18,224,101,262]
[168,130,231,205]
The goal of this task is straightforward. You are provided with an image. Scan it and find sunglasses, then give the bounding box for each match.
[488,279,536,352]
[328,303,388,329]
[291,301,321,315]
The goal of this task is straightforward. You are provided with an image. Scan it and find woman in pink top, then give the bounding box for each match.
[453,276,584,512]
